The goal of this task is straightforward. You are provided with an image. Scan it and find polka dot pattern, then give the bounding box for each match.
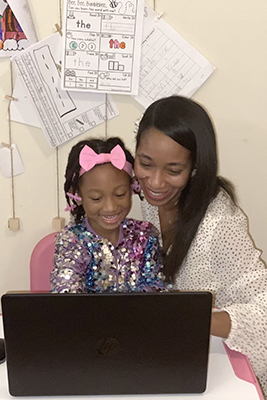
[142,189,267,397]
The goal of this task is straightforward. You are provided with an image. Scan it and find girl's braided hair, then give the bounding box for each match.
[64,137,134,224]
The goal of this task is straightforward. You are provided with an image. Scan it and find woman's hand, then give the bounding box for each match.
[210,310,231,338]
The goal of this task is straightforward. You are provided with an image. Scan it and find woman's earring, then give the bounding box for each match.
[191,169,197,177]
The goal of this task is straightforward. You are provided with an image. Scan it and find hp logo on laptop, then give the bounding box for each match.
[96,337,119,356]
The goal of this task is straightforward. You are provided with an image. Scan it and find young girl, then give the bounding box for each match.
[50,137,165,293]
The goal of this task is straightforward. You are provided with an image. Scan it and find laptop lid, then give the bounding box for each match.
[1,291,212,396]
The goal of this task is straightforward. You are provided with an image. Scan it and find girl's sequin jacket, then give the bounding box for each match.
[50,218,166,293]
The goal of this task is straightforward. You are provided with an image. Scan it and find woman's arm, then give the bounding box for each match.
[210,310,231,338]
[210,205,267,394]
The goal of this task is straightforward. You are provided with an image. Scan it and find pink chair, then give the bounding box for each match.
[30,232,58,291]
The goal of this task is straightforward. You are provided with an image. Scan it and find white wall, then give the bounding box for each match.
[1,0,267,298]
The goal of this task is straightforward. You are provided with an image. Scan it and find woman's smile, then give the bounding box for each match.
[135,128,192,208]
[145,188,172,201]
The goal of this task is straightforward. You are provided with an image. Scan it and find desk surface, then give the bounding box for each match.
[0,316,263,400]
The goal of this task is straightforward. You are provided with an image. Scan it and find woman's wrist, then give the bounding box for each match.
[210,310,231,338]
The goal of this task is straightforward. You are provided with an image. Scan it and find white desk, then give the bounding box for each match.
[0,317,263,400]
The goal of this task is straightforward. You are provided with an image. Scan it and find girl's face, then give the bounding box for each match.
[135,128,192,208]
[79,163,132,243]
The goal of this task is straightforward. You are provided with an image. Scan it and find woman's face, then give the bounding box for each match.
[135,128,192,208]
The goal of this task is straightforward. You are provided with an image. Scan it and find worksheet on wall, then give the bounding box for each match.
[133,5,215,108]
[61,0,144,95]
[11,33,119,147]
[0,0,37,57]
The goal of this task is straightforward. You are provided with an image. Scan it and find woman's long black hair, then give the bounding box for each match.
[136,96,236,282]
[65,137,134,224]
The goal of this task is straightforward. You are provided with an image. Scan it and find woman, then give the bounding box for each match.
[134,95,267,396]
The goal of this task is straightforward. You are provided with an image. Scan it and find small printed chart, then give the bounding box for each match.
[62,0,144,95]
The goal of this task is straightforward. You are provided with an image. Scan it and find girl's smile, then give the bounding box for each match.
[79,163,132,244]
[100,213,122,224]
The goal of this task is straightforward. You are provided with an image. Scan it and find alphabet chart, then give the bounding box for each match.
[11,33,119,147]
[62,0,144,95]
[133,5,215,108]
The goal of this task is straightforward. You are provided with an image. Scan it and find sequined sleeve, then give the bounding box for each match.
[136,224,167,292]
[50,226,91,293]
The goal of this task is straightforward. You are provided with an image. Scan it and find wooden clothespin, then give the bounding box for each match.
[154,11,164,22]
[55,23,63,36]
[1,142,13,150]
[4,94,18,101]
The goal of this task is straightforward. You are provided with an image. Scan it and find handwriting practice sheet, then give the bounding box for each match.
[134,5,215,108]
[11,33,119,147]
[62,0,144,95]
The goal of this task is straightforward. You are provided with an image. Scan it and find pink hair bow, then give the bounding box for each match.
[66,192,82,202]
[131,178,141,194]
[79,144,132,176]
[64,203,77,212]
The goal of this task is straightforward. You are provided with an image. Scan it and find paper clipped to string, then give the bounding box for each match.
[0,143,24,178]
[11,33,119,147]
[0,0,37,57]
[133,5,215,108]
[61,0,144,95]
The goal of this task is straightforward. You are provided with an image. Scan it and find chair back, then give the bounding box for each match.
[30,232,57,291]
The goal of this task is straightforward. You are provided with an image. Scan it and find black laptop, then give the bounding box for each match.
[1,291,212,396]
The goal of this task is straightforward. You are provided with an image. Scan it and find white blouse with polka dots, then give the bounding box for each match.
[141,189,267,397]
